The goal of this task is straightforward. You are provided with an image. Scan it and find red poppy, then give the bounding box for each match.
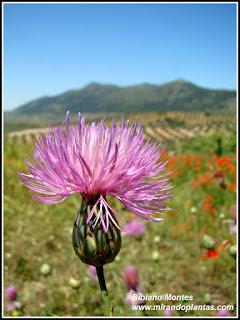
[218,156,231,167]
[200,248,219,260]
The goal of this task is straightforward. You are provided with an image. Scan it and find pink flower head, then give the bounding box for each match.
[122,265,139,290]
[5,286,18,301]
[216,310,231,317]
[19,112,172,231]
[123,219,146,237]
[88,265,97,280]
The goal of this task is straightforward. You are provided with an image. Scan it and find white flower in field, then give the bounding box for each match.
[152,251,160,261]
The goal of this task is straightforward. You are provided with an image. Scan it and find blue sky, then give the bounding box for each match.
[3,3,237,110]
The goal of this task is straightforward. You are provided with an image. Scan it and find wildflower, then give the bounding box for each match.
[227,183,236,191]
[227,163,235,172]
[152,251,160,261]
[203,196,216,215]
[19,113,172,316]
[123,220,146,238]
[197,173,212,186]
[122,265,139,290]
[5,286,17,301]
[200,248,219,260]
[183,154,192,167]
[217,156,231,167]
[19,113,172,266]
[19,113,171,230]
[194,157,202,165]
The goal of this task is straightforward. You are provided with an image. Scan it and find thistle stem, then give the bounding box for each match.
[96,265,113,316]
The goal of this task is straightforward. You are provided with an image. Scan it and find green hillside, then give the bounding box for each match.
[9,79,236,117]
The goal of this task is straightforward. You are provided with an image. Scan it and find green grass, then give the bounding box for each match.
[4,118,236,317]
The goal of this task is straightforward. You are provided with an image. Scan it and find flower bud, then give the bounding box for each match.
[201,235,215,250]
[152,251,160,261]
[40,263,51,276]
[72,199,121,266]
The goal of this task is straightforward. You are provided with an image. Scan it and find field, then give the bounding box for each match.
[4,111,237,317]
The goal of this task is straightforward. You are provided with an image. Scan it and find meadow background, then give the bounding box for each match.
[4,111,237,316]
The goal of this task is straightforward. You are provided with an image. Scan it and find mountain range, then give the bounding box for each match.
[10,79,236,116]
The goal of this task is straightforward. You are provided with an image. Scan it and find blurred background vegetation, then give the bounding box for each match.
[3,3,237,316]
[4,107,236,316]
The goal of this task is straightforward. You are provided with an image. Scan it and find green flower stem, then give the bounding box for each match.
[96,266,113,316]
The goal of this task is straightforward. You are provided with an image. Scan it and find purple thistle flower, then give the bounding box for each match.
[5,286,18,301]
[122,265,139,290]
[123,219,146,238]
[19,112,172,231]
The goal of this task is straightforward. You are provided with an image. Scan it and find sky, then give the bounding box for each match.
[3,2,237,111]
